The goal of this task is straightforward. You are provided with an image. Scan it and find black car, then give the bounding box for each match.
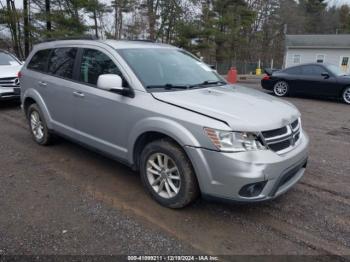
[261,63,350,104]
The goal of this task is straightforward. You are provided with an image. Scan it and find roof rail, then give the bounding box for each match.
[35,35,98,44]
[121,39,154,43]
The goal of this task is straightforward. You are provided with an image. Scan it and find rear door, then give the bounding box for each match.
[43,47,78,133]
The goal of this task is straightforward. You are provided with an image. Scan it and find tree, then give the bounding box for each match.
[23,0,30,57]
[84,0,111,38]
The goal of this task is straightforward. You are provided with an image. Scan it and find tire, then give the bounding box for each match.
[273,81,289,97]
[27,104,53,145]
[342,86,350,104]
[140,139,199,208]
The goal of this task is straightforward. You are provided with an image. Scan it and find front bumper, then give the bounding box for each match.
[0,87,21,101]
[185,131,309,202]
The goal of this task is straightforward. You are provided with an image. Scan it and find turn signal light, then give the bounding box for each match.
[17,71,22,78]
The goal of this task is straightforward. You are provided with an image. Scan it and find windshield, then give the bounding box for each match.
[118,48,224,90]
[0,52,20,66]
[326,64,346,76]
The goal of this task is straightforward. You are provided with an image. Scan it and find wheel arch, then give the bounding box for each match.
[22,89,53,129]
[128,118,201,170]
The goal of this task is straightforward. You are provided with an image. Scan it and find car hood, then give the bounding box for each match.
[0,65,22,78]
[152,85,300,132]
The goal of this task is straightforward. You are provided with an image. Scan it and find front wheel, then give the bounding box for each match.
[140,139,199,208]
[273,81,289,97]
[342,87,350,104]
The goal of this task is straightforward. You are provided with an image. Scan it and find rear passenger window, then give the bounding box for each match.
[284,67,301,75]
[48,48,77,79]
[27,49,51,72]
[79,49,121,86]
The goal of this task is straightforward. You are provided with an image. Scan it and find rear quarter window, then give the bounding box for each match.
[27,49,51,72]
[283,66,301,75]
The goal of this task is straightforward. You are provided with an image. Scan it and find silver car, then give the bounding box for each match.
[20,40,309,208]
[0,50,22,101]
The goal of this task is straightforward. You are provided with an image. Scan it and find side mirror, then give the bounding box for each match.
[97,74,124,91]
[321,72,330,79]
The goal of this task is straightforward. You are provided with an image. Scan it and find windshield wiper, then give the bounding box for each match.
[146,84,189,90]
[190,80,227,88]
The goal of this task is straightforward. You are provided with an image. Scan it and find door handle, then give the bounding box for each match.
[73,91,85,98]
[38,81,47,87]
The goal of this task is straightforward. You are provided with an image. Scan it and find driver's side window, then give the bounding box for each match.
[79,49,123,86]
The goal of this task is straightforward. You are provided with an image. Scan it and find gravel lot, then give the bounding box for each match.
[0,82,349,258]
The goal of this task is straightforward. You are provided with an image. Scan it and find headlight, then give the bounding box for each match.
[204,128,267,152]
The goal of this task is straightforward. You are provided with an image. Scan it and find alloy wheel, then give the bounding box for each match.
[146,153,181,199]
[30,110,44,140]
[274,81,288,96]
[343,87,350,104]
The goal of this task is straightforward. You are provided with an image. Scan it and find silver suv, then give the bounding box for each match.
[20,40,309,208]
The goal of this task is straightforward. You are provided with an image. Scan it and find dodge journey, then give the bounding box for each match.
[20,40,309,208]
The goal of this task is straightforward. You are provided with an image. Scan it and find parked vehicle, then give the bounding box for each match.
[261,63,350,104]
[20,40,309,208]
[0,50,22,101]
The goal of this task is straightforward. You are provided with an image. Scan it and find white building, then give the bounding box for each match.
[284,34,350,74]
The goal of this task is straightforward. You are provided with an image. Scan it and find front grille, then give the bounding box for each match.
[262,126,288,138]
[0,77,20,88]
[291,119,298,130]
[261,118,301,154]
[268,139,292,152]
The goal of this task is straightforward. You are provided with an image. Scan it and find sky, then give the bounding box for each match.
[2,0,350,9]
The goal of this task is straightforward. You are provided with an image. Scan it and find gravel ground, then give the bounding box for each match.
[0,83,349,258]
[0,114,195,255]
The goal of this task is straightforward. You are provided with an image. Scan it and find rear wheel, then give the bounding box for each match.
[342,87,350,104]
[140,139,199,208]
[27,104,53,145]
[273,81,289,97]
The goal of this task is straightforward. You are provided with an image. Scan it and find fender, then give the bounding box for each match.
[127,117,201,164]
[22,88,53,129]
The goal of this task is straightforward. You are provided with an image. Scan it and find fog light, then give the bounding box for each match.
[239,181,267,197]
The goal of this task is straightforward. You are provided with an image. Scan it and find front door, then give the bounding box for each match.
[298,64,338,96]
[72,48,134,160]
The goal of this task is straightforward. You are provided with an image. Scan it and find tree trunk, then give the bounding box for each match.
[6,0,21,58]
[147,0,156,41]
[23,0,30,57]
[93,9,98,38]
[118,6,123,39]
[45,0,51,34]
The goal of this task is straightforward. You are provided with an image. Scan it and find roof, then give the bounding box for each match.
[34,39,175,50]
[286,34,350,49]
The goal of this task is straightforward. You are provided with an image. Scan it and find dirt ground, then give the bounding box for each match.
[0,82,349,259]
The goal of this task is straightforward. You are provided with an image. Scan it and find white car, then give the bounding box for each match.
[0,50,22,101]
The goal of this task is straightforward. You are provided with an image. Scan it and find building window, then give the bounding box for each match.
[316,54,325,64]
[292,54,301,64]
